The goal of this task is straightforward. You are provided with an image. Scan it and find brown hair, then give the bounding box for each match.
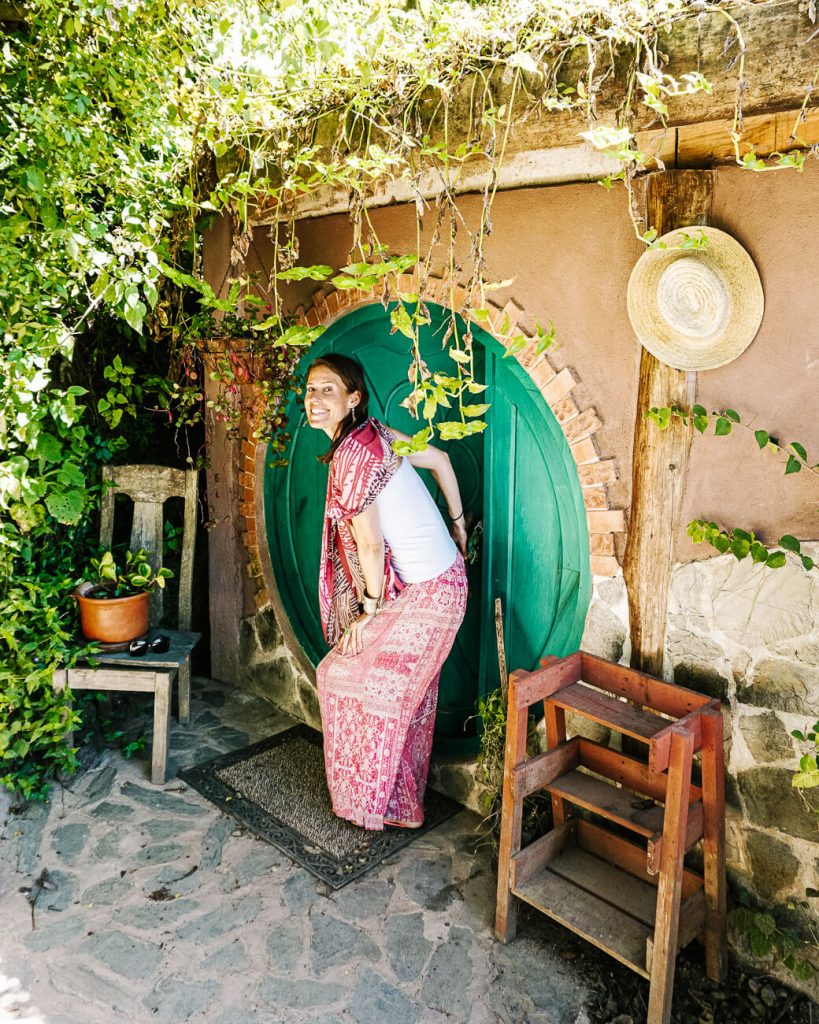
[308,354,370,464]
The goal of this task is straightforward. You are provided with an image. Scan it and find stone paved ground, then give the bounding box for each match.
[0,679,594,1024]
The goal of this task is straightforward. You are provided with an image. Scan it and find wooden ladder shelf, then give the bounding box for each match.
[495,650,726,1024]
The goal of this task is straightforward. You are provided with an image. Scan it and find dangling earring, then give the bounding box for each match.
[350,404,357,423]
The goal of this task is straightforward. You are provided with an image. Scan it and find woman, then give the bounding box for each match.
[307,353,468,830]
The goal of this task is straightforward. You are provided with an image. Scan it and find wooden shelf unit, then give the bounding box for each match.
[495,650,726,1024]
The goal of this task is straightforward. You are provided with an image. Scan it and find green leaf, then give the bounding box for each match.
[731,538,751,560]
[56,462,85,487]
[723,408,740,422]
[32,433,63,464]
[754,913,777,937]
[276,265,333,282]
[713,534,731,554]
[790,441,808,460]
[390,305,415,340]
[785,455,802,475]
[750,541,769,564]
[801,555,814,571]
[692,404,707,417]
[461,404,489,417]
[503,336,527,358]
[766,551,787,568]
[25,166,44,192]
[754,429,769,449]
[779,535,801,553]
[714,417,732,436]
[448,348,470,364]
[436,421,469,440]
[793,960,816,981]
[792,770,819,789]
[45,489,86,525]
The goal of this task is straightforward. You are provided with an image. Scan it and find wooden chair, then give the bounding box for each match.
[55,465,200,785]
[495,651,726,1024]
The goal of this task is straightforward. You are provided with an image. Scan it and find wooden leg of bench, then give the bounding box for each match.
[495,691,528,943]
[701,707,727,982]
[647,726,693,1024]
[178,657,191,725]
[151,673,171,786]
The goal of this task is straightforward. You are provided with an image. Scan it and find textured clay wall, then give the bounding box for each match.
[205,164,819,969]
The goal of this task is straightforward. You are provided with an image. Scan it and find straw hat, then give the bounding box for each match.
[626,226,764,371]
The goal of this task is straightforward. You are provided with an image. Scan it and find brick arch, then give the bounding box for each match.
[239,274,624,609]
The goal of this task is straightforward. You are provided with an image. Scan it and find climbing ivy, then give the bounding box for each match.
[646,404,818,572]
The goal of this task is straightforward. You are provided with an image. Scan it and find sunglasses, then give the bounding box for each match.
[129,634,170,657]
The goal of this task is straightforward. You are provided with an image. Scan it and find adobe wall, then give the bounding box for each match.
[204,162,819,975]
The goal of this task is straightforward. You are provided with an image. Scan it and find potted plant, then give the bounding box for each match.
[74,549,173,643]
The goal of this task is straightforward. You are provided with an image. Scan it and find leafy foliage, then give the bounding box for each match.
[1,0,813,800]
[731,900,816,982]
[646,404,818,572]
[86,549,174,597]
[791,721,819,792]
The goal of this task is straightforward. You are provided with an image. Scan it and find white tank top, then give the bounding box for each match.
[374,458,457,584]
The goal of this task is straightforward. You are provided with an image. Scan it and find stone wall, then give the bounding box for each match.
[586,551,819,983]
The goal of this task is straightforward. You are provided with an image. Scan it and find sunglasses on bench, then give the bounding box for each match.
[129,634,170,657]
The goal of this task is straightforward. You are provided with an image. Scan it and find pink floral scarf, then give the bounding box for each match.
[318,418,404,645]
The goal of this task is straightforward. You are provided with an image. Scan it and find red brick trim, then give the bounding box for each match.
[239,273,625,592]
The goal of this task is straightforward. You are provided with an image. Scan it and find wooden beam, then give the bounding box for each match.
[248,1,818,224]
[622,169,714,677]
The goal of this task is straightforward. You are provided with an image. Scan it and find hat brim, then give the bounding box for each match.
[627,226,764,371]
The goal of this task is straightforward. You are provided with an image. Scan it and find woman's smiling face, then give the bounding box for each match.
[305,365,360,437]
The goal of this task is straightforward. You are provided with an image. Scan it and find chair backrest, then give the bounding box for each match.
[100,465,198,630]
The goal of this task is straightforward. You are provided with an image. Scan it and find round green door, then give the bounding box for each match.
[264,302,590,755]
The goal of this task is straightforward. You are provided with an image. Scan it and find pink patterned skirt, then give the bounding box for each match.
[316,554,468,830]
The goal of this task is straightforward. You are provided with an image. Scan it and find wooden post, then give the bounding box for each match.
[544,703,568,826]
[700,707,727,981]
[623,170,715,678]
[495,673,529,942]
[647,725,694,1024]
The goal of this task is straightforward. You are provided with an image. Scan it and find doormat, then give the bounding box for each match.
[178,723,464,890]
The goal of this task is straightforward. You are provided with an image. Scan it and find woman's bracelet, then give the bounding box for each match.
[362,593,380,615]
[449,510,465,523]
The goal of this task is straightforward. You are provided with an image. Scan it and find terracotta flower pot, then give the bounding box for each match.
[74,582,150,643]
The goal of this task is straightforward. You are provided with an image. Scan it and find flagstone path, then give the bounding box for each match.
[0,679,593,1024]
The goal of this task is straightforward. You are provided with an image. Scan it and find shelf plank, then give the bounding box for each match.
[549,847,658,927]
[547,768,665,836]
[511,652,581,710]
[510,820,576,888]
[578,737,703,804]
[550,683,669,742]
[513,853,651,978]
[579,652,709,719]
[576,820,703,900]
[512,738,579,799]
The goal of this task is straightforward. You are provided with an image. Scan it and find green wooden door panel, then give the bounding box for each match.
[264,302,590,755]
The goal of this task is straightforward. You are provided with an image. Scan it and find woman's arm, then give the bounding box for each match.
[338,503,384,656]
[389,428,468,555]
[349,502,385,602]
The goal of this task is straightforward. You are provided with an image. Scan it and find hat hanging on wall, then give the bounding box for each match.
[626,226,764,371]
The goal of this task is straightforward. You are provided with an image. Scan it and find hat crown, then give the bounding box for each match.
[656,257,731,341]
